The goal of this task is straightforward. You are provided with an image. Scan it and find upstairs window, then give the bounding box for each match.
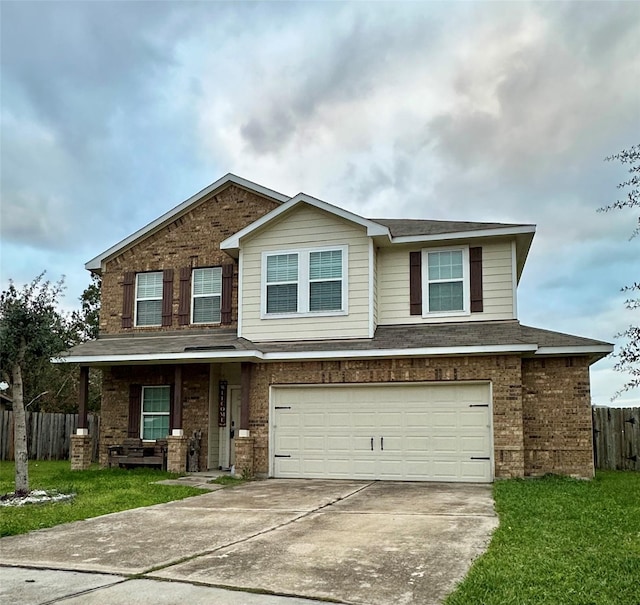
[266,253,299,314]
[263,246,347,317]
[192,267,222,324]
[309,249,343,311]
[141,386,170,440]
[423,247,469,315]
[135,272,163,326]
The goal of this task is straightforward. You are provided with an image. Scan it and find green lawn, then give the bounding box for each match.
[445,471,640,605]
[0,460,206,537]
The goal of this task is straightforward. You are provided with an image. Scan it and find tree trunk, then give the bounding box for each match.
[13,357,29,494]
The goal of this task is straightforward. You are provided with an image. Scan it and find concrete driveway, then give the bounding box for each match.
[0,480,497,605]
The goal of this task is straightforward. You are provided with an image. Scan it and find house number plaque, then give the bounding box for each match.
[218,380,228,427]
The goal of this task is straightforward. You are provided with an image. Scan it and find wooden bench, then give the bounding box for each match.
[108,438,168,470]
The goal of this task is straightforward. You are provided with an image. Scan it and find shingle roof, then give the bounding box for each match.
[371,218,534,237]
[57,321,612,364]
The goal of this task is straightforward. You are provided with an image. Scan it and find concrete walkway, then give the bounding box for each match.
[0,480,497,605]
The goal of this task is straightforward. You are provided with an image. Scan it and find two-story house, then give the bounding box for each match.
[61,174,612,482]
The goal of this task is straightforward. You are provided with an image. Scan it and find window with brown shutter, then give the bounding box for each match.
[469,247,483,313]
[178,267,191,325]
[122,272,135,328]
[221,263,234,324]
[409,251,422,315]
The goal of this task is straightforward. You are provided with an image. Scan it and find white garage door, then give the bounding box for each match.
[271,383,492,482]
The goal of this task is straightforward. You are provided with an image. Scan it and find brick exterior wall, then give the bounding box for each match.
[98,354,594,479]
[99,184,280,334]
[522,357,594,478]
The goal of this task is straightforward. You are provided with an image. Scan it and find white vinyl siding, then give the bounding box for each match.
[135,272,163,327]
[271,383,493,482]
[378,239,515,324]
[241,205,371,341]
[141,386,170,440]
[192,267,222,324]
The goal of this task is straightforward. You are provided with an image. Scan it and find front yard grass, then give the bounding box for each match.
[446,471,640,605]
[0,460,206,537]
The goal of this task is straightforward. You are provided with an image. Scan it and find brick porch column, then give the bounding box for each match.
[234,437,254,478]
[70,434,92,470]
[71,366,92,471]
[166,435,188,473]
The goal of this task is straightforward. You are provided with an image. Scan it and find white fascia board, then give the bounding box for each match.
[85,174,290,272]
[221,193,390,251]
[535,345,613,356]
[54,343,538,365]
[390,225,536,245]
[53,350,264,365]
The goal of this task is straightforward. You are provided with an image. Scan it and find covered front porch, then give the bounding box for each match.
[71,361,256,476]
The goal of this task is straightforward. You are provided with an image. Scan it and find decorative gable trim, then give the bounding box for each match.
[221,193,390,254]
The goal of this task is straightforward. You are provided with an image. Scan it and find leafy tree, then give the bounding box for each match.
[71,273,101,342]
[0,274,73,494]
[599,144,640,396]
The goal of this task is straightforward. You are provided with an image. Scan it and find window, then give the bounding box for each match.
[266,253,298,314]
[135,272,163,326]
[263,246,347,317]
[309,250,343,311]
[192,267,222,324]
[141,386,170,440]
[423,247,469,315]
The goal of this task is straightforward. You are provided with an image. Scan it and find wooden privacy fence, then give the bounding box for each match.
[0,412,100,462]
[593,407,640,471]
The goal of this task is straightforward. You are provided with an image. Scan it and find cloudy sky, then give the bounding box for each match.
[1,1,638,405]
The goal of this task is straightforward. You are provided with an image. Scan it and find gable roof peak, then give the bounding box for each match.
[85,173,290,273]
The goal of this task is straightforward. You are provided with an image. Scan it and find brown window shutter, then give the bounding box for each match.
[221,263,234,324]
[122,272,135,328]
[128,384,142,438]
[178,267,191,325]
[162,269,174,327]
[470,247,483,313]
[409,251,422,315]
[169,383,176,433]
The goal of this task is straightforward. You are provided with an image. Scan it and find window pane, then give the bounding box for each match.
[267,254,298,282]
[193,267,222,296]
[143,386,170,412]
[267,283,298,313]
[310,281,342,311]
[136,300,162,326]
[428,251,463,280]
[137,272,163,298]
[143,415,169,440]
[309,250,342,280]
[193,296,221,323]
[429,282,464,312]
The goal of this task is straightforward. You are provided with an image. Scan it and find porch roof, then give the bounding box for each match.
[55,321,612,366]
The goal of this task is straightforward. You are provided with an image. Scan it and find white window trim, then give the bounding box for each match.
[421,245,470,318]
[190,266,222,325]
[134,271,163,327]
[261,245,349,319]
[140,385,170,441]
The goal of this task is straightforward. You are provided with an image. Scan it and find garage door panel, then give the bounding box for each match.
[272,384,492,482]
